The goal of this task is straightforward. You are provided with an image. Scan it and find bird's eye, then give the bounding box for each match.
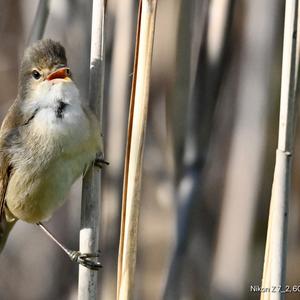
[66,68,71,76]
[32,70,41,80]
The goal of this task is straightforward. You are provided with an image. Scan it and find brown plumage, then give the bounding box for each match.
[0,101,22,251]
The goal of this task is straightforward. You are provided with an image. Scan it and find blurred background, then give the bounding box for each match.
[0,0,300,299]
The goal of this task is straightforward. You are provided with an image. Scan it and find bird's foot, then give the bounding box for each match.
[68,250,102,270]
[94,156,109,168]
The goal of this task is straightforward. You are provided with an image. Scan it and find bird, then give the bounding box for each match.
[0,39,105,270]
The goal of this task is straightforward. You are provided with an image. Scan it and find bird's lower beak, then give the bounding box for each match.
[47,67,71,81]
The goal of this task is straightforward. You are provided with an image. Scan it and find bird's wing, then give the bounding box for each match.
[0,158,12,220]
[0,100,22,220]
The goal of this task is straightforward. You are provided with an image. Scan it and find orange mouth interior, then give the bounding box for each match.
[47,68,70,81]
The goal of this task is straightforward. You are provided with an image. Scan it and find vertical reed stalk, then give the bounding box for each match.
[117,1,158,299]
[78,0,105,299]
[27,0,50,45]
[261,1,299,298]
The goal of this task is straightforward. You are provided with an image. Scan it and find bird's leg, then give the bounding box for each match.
[94,152,109,168]
[36,222,102,270]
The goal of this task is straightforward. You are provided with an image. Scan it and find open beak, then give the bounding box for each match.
[47,67,71,81]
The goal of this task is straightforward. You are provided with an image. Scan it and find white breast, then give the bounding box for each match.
[29,81,90,150]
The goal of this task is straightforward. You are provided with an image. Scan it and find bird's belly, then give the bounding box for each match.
[6,151,93,223]
[6,114,99,223]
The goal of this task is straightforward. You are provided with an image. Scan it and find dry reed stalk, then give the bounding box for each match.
[117,1,158,299]
[261,1,299,299]
[78,0,105,299]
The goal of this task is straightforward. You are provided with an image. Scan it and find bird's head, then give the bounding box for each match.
[18,39,73,100]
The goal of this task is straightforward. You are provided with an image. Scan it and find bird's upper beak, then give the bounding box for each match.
[47,67,71,81]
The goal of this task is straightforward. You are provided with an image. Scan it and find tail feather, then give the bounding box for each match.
[0,213,16,253]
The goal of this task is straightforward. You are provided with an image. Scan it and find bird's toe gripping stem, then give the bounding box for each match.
[68,250,102,270]
[94,153,109,169]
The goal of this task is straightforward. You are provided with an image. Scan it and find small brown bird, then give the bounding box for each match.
[0,39,104,269]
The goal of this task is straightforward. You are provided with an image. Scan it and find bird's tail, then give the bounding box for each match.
[0,213,16,253]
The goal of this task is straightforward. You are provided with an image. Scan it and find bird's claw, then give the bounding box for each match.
[68,250,102,270]
[94,157,109,168]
